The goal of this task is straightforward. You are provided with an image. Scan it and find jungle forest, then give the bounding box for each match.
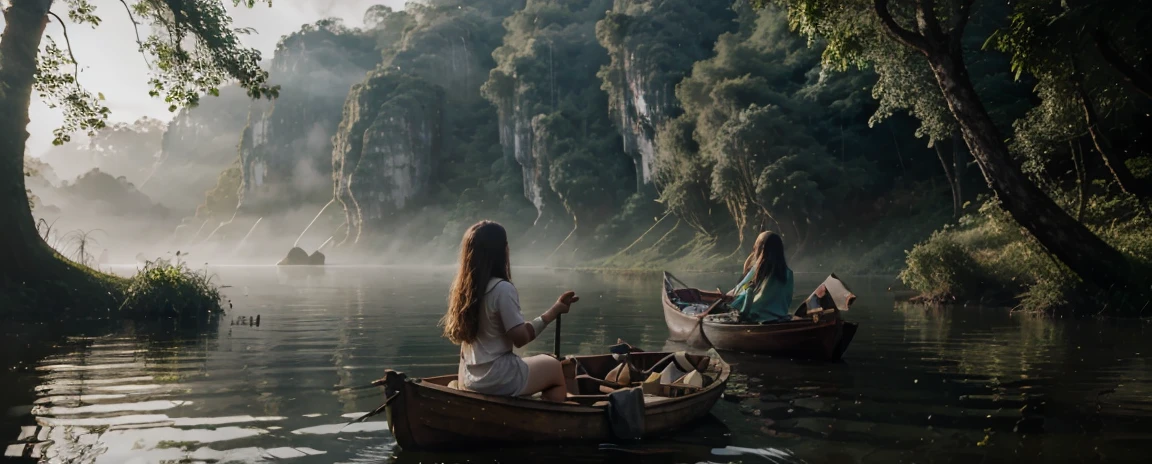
[3,0,1150,319]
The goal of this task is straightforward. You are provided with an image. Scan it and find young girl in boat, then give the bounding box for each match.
[441,220,580,402]
[729,231,794,323]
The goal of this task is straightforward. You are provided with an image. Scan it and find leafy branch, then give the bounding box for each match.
[36,0,279,147]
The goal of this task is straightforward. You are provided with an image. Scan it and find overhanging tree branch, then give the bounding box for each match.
[119,0,152,69]
[1094,30,1152,101]
[46,11,81,86]
[875,0,930,52]
[1074,71,1152,208]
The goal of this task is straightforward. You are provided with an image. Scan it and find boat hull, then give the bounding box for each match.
[661,272,857,359]
[382,352,729,450]
[662,293,711,346]
[702,317,855,360]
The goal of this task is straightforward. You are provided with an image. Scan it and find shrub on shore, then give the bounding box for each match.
[119,260,225,321]
[901,198,1151,314]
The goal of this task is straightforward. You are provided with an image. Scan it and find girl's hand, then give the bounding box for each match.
[553,291,580,314]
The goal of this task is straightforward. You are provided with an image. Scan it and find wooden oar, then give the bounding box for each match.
[696,288,729,320]
[695,300,726,320]
[553,315,562,358]
[343,391,399,427]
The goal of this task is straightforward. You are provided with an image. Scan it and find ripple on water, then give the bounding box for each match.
[33,400,192,416]
[5,269,1152,463]
[290,422,390,436]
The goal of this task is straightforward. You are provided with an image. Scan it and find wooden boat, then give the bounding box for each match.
[662,272,859,360]
[376,351,730,450]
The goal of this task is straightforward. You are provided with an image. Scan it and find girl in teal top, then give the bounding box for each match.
[728,232,794,323]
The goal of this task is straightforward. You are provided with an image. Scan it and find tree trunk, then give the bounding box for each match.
[923,48,1138,296]
[1074,79,1152,212]
[951,132,964,211]
[1070,140,1087,222]
[0,0,58,287]
[934,141,960,218]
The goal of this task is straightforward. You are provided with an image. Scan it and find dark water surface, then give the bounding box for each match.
[3,267,1151,463]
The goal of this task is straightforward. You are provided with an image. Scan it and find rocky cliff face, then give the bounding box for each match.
[489,84,565,224]
[320,0,532,247]
[153,86,252,213]
[484,0,623,230]
[597,0,737,189]
[608,51,667,187]
[238,21,380,212]
[332,70,444,244]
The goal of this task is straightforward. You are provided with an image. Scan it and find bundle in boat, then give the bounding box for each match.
[374,350,730,450]
[661,272,860,359]
[794,273,857,318]
[579,350,709,398]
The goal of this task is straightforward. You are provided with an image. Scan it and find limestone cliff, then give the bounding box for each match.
[331,70,444,244]
[596,0,737,188]
[238,20,380,212]
[483,0,629,232]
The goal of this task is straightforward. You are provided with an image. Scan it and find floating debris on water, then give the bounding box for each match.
[230,315,261,327]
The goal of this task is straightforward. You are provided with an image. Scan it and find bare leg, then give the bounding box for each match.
[520,354,567,402]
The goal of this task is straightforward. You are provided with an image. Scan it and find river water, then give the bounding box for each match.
[3,267,1150,463]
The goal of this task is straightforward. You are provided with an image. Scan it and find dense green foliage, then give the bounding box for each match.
[482,0,635,241]
[596,0,737,187]
[21,0,1152,316]
[902,196,1151,310]
[2,0,282,322]
[759,0,1150,312]
[119,259,224,321]
[385,0,534,236]
[647,5,945,268]
[34,0,277,146]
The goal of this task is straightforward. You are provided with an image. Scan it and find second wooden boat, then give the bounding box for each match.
[376,351,730,450]
[662,272,858,360]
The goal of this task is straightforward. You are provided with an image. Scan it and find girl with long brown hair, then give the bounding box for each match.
[729,231,794,323]
[440,220,580,402]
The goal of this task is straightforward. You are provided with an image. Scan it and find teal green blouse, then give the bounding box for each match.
[729,268,794,323]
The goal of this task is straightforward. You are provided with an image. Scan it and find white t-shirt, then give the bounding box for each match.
[457,278,530,396]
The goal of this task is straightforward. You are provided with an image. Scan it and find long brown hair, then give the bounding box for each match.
[440,220,511,344]
[743,231,788,288]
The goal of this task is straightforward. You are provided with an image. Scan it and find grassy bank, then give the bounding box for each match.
[582,193,1151,317]
[1,258,225,323]
[900,198,1152,315]
[582,194,950,278]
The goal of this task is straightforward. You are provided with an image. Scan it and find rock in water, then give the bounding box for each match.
[277,247,312,266]
[308,251,325,265]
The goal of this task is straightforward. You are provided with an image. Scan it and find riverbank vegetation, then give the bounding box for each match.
[120,260,225,322]
[0,0,275,322]
[902,198,1151,311]
[8,0,1150,317]
[0,256,224,322]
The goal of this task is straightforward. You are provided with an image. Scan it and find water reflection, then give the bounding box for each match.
[3,268,1151,463]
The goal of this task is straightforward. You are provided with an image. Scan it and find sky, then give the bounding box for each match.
[1,0,404,157]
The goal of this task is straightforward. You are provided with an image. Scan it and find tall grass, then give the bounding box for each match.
[119,260,225,321]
